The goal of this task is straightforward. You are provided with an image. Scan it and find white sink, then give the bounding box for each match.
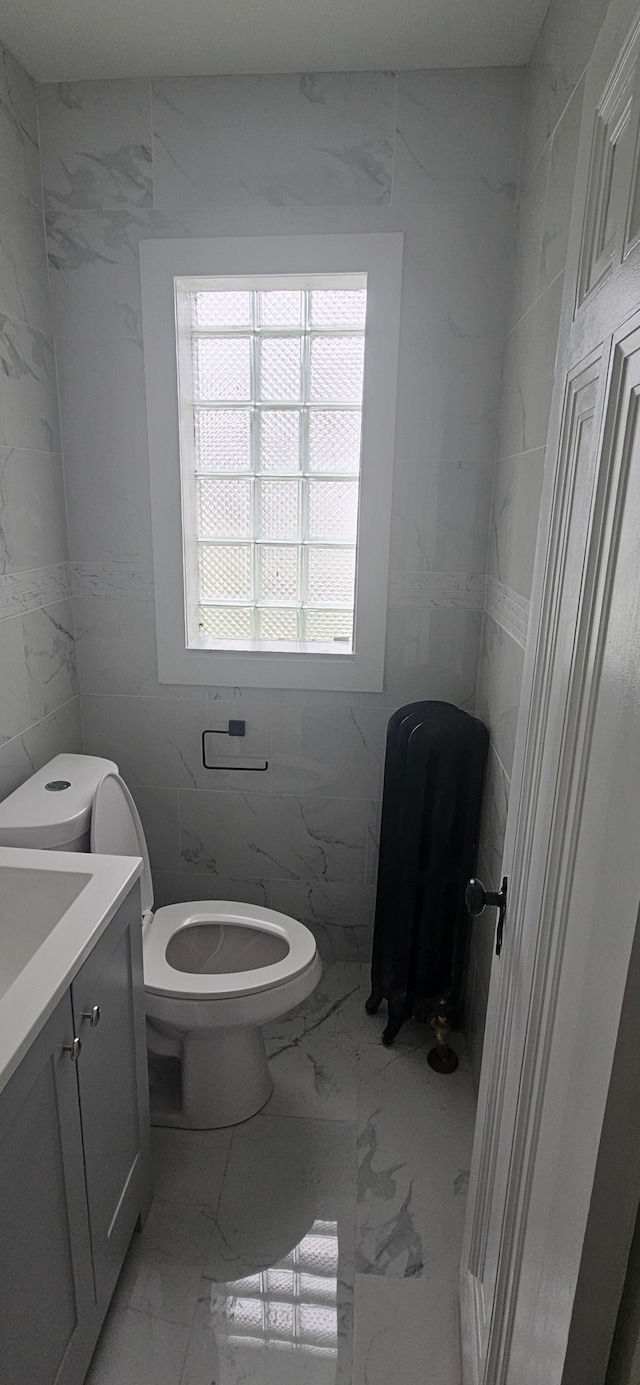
[0,866,88,1002]
[0,846,143,1094]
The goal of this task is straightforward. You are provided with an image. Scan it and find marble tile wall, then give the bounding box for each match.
[0,42,80,801]
[467,0,611,1086]
[36,67,525,959]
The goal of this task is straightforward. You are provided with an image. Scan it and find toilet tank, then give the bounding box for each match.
[0,753,118,851]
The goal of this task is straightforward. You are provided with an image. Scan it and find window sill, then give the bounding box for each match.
[191,634,354,657]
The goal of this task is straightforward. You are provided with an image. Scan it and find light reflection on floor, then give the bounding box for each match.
[221,1220,339,1358]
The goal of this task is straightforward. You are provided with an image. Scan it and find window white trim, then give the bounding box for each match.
[140,233,403,690]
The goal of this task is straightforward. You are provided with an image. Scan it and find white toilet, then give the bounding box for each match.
[0,753,322,1129]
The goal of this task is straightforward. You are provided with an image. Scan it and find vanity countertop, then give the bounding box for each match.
[0,845,142,1096]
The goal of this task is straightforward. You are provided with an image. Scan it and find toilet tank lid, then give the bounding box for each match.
[90,771,154,915]
[0,753,118,848]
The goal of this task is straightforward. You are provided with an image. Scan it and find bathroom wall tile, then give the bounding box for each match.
[179,789,368,884]
[81,691,274,793]
[84,1307,189,1385]
[389,206,514,532]
[365,798,381,889]
[45,207,178,342]
[38,80,153,212]
[393,67,524,209]
[476,740,510,890]
[0,317,60,452]
[204,1111,356,1280]
[0,43,40,203]
[0,614,31,742]
[22,598,77,722]
[151,870,270,910]
[511,141,550,326]
[130,786,180,873]
[486,447,546,600]
[0,450,68,574]
[151,1126,232,1206]
[181,681,274,707]
[475,614,524,778]
[73,594,169,697]
[152,72,395,213]
[0,179,50,333]
[0,682,79,802]
[356,1039,475,1281]
[64,450,153,565]
[523,0,608,169]
[81,694,206,788]
[0,560,72,620]
[495,272,564,460]
[431,455,497,576]
[304,922,373,964]
[268,879,376,935]
[56,335,148,459]
[352,1272,462,1385]
[382,603,482,710]
[270,704,386,799]
[263,961,362,1120]
[539,75,584,293]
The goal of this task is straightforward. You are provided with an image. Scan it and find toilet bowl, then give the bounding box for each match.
[89,770,322,1130]
[142,899,320,1127]
[0,754,321,1130]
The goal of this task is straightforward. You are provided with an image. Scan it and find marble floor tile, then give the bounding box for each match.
[181,1267,352,1385]
[151,1126,232,1206]
[186,1111,358,1385]
[86,965,475,1385]
[85,1307,190,1385]
[356,1040,475,1283]
[204,1112,357,1281]
[124,1197,216,1268]
[263,962,364,1120]
[112,1253,202,1326]
[352,1273,462,1385]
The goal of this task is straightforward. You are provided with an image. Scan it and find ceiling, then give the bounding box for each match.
[1,0,550,83]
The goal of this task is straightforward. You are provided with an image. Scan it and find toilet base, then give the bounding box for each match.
[149,1023,274,1129]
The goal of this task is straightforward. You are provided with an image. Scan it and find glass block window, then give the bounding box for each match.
[179,276,367,650]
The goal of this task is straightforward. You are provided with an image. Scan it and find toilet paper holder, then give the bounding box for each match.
[202,726,269,772]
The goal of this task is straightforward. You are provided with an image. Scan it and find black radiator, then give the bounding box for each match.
[366,700,488,1045]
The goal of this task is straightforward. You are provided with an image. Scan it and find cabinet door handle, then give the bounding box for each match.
[64,1037,82,1061]
[82,1005,101,1028]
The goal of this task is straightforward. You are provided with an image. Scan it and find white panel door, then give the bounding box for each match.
[461,1,640,1380]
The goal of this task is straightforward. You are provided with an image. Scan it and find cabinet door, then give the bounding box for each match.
[0,992,94,1385]
[71,886,151,1309]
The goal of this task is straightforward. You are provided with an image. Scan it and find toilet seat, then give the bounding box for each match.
[89,772,319,1007]
[143,901,317,1001]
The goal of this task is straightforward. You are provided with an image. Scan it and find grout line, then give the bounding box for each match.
[148,78,156,212]
[388,70,400,209]
[504,264,565,342]
[488,735,512,788]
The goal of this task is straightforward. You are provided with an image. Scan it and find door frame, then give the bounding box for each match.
[461,0,640,1378]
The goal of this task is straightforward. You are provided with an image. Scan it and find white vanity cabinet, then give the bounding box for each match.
[0,882,151,1385]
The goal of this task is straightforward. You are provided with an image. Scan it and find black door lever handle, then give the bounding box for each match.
[465,876,508,956]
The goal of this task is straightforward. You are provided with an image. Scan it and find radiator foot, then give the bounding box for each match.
[427,1008,459,1073]
[381,1000,410,1044]
[365,983,384,1015]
